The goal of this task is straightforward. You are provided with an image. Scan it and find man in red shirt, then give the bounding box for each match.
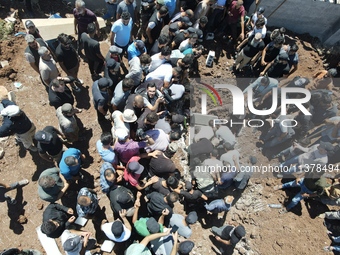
[224,0,245,48]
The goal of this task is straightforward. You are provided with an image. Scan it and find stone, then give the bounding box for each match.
[37,203,44,210]
[17,215,27,224]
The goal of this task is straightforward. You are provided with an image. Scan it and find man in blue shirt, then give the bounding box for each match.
[59,148,84,181]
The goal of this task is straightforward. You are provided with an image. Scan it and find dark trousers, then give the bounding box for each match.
[88,59,104,76]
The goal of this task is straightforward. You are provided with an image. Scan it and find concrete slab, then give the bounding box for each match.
[191,113,217,126]
[22,18,106,40]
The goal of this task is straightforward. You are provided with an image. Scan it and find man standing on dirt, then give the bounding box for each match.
[38,46,59,87]
[73,0,100,55]
[24,34,48,74]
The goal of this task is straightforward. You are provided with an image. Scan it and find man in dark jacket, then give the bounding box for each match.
[41,203,75,238]
[0,102,37,152]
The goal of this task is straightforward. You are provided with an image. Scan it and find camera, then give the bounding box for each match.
[162,88,173,104]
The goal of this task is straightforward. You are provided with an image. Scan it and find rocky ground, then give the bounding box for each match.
[0,1,340,255]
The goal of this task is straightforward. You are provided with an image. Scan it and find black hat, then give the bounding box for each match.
[222,225,246,245]
[107,58,120,71]
[35,130,53,143]
[257,7,265,14]
[180,16,192,26]
[169,23,179,32]
[146,217,160,234]
[111,221,124,238]
[117,189,133,203]
[185,211,198,224]
[25,20,35,28]
[136,40,146,54]
[178,240,194,254]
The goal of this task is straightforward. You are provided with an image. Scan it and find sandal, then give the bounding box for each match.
[273,185,282,191]
[323,246,332,252]
[279,208,288,214]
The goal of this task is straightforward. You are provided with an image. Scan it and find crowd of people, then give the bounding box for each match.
[1,0,340,254]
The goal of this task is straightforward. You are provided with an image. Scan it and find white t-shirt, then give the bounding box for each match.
[149,53,166,73]
[215,126,236,145]
[101,222,131,242]
[220,149,240,167]
[145,63,173,83]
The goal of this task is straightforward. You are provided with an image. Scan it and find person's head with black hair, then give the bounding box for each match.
[160,46,172,59]
[199,16,208,27]
[289,44,299,54]
[122,78,135,91]
[121,12,131,26]
[260,76,270,86]
[57,33,72,49]
[159,6,168,17]
[273,35,284,47]
[165,191,179,205]
[181,54,194,68]
[158,34,170,48]
[101,132,113,146]
[41,220,58,236]
[166,176,179,189]
[210,149,219,158]
[185,9,194,19]
[172,66,183,79]
[145,112,159,125]
[255,17,265,28]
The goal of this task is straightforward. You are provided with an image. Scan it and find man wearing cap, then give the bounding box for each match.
[101,209,132,242]
[149,142,178,177]
[126,54,152,86]
[109,185,135,216]
[24,34,48,74]
[38,46,59,87]
[41,203,75,238]
[127,40,147,61]
[0,103,37,152]
[260,50,290,78]
[110,11,133,54]
[59,148,85,182]
[38,167,70,203]
[81,23,106,81]
[111,78,135,111]
[35,126,65,163]
[73,0,100,53]
[56,103,81,143]
[146,6,168,47]
[211,223,246,247]
[92,77,113,123]
[133,192,167,236]
[104,58,121,89]
[106,45,123,63]
[169,211,197,238]
[76,187,99,218]
[124,159,158,190]
[231,32,265,72]
[56,33,82,92]
[113,128,155,165]
[61,229,96,255]
[25,20,42,39]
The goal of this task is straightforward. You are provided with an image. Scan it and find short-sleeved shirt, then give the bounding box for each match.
[49,84,74,109]
[145,63,173,83]
[126,57,142,86]
[111,18,133,47]
[242,35,265,57]
[267,60,290,78]
[134,217,164,237]
[73,8,97,35]
[111,80,131,110]
[125,243,151,255]
[39,58,58,84]
[117,1,136,22]
[92,80,110,111]
[220,150,240,167]
[76,187,98,217]
[145,129,169,153]
[59,148,82,180]
[81,33,102,61]
[38,167,64,202]
[37,126,63,156]
[114,139,146,164]
[123,156,141,186]
[228,1,245,24]
[127,41,146,61]
[24,38,47,66]
[96,140,117,164]
[56,107,78,134]
[180,190,203,203]
[149,154,177,177]
[102,222,131,242]
[55,44,79,70]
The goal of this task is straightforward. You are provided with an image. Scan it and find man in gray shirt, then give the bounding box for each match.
[111,78,135,111]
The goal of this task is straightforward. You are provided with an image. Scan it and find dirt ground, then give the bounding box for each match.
[0,1,339,255]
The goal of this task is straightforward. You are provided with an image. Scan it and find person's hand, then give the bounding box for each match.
[119,209,127,218]
[162,208,170,216]
[293,142,298,148]
[215,236,222,241]
[134,199,141,208]
[67,208,74,214]
[239,33,244,41]
[149,175,159,184]
[156,97,165,103]
[105,113,111,120]
[68,216,76,223]
[74,30,78,35]
[117,175,123,182]
[172,230,178,241]
[83,232,91,247]
[150,150,161,158]
[301,193,309,198]
[144,196,149,202]
[260,71,265,76]
[295,177,301,184]
[137,191,142,199]
[261,60,267,66]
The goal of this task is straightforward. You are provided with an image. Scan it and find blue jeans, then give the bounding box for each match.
[281,178,314,210]
[103,3,117,20]
[279,155,300,176]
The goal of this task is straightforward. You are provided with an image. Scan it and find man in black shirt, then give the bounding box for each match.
[0,102,37,152]
[231,32,265,72]
[41,203,75,238]
[149,142,178,178]
[109,186,135,217]
[81,23,106,81]
[55,33,82,92]
[145,191,178,221]
[92,77,113,123]
[35,126,65,164]
[48,77,75,109]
